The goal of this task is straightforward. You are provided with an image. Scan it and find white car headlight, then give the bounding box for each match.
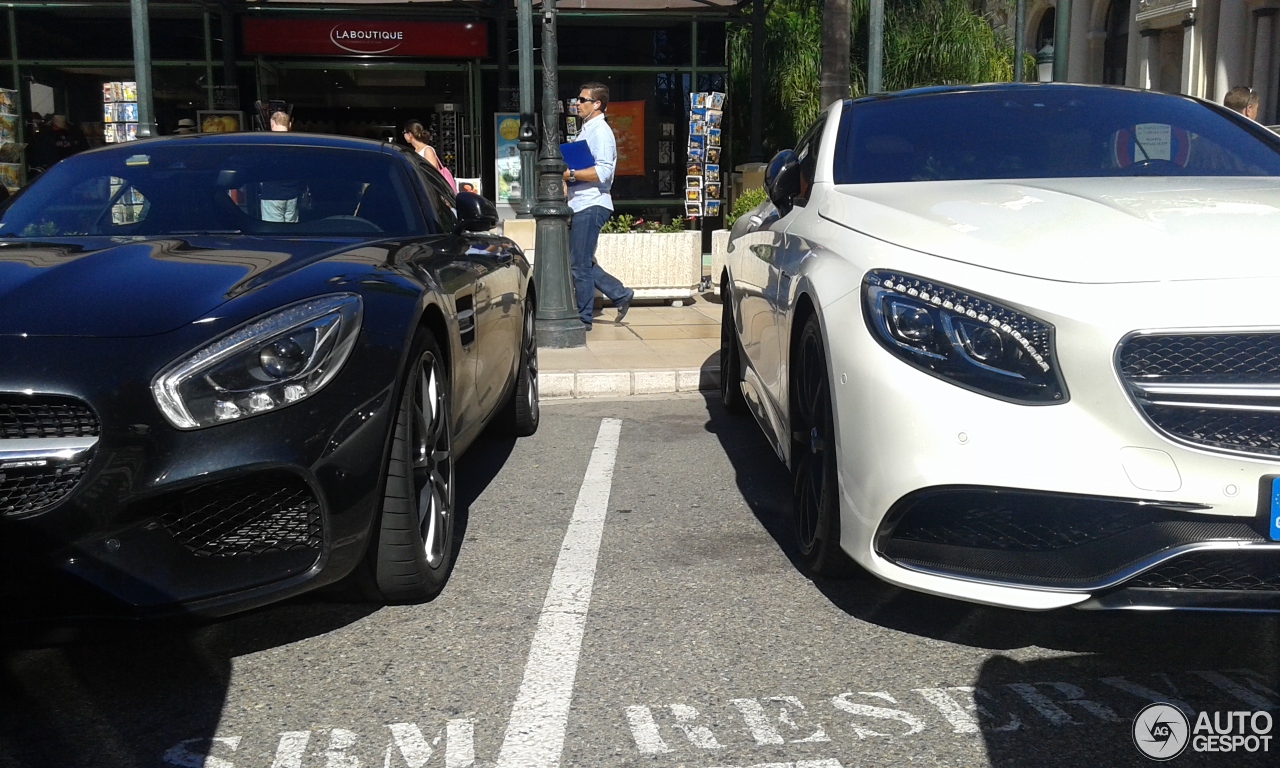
[152,294,363,429]
[863,271,1067,404]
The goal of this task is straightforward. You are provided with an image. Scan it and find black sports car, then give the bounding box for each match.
[0,132,539,619]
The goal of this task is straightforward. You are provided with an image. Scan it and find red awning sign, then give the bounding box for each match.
[242,18,489,58]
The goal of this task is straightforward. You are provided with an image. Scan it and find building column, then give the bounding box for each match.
[1213,0,1247,101]
[1180,15,1200,96]
[1253,9,1277,123]
[1197,0,1221,98]
[1067,0,1091,81]
[1125,0,1143,87]
[1139,27,1162,90]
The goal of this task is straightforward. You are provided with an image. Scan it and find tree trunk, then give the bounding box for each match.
[821,0,852,108]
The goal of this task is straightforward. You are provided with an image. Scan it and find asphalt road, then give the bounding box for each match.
[2,394,1279,768]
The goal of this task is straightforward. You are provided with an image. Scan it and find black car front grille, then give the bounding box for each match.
[1119,333,1280,383]
[1,393,99,516]
[0,460,90,516]
[0,393,100,439]
[159,474,323,557]
[1118,332,1280,458]
[1128,551,1280,592]
[1141,406,1280,457]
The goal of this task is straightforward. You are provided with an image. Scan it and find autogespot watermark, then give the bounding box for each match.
[1132,703,1273,760]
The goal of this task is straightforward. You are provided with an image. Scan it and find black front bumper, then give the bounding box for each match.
[0,330,400,620]
[875,486,1280,611]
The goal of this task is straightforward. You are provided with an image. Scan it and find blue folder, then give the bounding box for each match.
[560,140,596,171]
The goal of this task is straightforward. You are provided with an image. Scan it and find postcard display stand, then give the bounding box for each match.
[0,88,20,191]
[103,81,139,144]
[685,91,725,220]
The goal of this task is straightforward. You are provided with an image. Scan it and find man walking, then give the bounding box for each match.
[563,82,634,329]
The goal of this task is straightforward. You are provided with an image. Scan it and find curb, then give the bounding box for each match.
[542,367,720,399]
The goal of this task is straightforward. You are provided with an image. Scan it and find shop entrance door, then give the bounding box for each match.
[256,61,476,175]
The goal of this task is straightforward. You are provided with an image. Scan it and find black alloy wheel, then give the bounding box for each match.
[720,281,747,414]
[368,330,456,602]
[790,313,856,577]
[500,297,540,436]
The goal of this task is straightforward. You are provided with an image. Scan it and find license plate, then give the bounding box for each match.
[1270,478,1280,541]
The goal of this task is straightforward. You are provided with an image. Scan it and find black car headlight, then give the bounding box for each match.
[152,294,363,429]
[862,271,1067,404]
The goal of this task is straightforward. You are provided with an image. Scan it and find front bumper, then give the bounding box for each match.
[0,328,400,620]
[872,485,1280,611]
[821,285,1280,612]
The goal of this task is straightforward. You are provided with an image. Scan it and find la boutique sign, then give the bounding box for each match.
[241,18,488,58]
[330,25,406,55]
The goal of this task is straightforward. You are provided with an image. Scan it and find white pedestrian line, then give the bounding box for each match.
[494,418,623,768]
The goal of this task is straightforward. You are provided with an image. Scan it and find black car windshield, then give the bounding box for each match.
[833,87,1280,184]
[0,144,428,238]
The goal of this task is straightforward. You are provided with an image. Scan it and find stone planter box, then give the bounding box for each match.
[709,229,731,294]
[594,230,702,305]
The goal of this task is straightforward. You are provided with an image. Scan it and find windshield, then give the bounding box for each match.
[0,144,427,238]
[833,87,1280,184]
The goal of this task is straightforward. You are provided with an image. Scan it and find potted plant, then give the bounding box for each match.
[595,214,702,306]
[711,187,767,294]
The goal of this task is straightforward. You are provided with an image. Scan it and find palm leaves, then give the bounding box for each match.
[728,0,1015,158]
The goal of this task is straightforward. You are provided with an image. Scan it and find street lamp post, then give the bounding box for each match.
[531,0,585,349]
[514,0,537,218]
[130,0,157,138]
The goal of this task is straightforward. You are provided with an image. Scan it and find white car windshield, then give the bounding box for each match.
[834,86,1280,183]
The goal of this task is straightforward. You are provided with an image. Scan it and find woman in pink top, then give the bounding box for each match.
[402,120,457,193]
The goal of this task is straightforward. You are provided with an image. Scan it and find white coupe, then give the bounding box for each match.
[721,83,1280,611]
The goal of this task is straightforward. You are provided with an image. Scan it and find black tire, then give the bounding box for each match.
[498,297,540,436]
[720,281,748,415]
[364,330,457,603]
[790,313,856,578]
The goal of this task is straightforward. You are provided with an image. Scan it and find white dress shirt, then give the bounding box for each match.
[567,112,617,213]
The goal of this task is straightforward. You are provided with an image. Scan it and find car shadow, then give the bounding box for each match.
[973,653,1280,768]
[699,390,1280,662]
[0,434,516,768]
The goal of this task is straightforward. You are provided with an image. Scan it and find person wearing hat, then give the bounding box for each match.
[174,118,196,135]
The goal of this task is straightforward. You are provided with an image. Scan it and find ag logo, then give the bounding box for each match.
[1133,703,1190,760]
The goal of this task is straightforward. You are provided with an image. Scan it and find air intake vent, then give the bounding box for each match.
[159,474,323,557]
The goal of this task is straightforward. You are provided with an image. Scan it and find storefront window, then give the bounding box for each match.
[697,22,726,67]
[557,23,692,67]
[261,64,469,145]
[15,9,205,61]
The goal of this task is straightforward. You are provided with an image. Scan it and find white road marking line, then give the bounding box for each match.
[270,731,311,768]
[625,705,673,754]
[494,418,623,768]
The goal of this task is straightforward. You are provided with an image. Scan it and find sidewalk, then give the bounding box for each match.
[539,295,722,399]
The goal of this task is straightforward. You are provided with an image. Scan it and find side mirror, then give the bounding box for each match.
[454,191,498,234]
[765,149,801,215]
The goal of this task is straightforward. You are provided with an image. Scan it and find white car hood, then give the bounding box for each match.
[820,177,1280,283]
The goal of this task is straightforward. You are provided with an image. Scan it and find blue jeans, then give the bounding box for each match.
[570,205,631,326]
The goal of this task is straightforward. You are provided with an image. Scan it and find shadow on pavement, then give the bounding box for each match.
[699,389,1280,665]
[0,433,516,768]
[974,654,1280,768]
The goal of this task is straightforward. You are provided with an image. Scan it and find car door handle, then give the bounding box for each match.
[496,251,514,264]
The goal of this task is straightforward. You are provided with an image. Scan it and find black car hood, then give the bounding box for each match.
[0,237,376,337]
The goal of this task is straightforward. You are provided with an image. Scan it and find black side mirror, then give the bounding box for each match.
[454,191,498,234]
[765,149,801,215]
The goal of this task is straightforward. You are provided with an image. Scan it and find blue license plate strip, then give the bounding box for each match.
[1270,478,1280,541]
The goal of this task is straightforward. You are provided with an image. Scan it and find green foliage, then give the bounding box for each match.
[19,220,59,237]
[601,214,688,234]
[728,0,1018,160]
[726,186,768,228]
